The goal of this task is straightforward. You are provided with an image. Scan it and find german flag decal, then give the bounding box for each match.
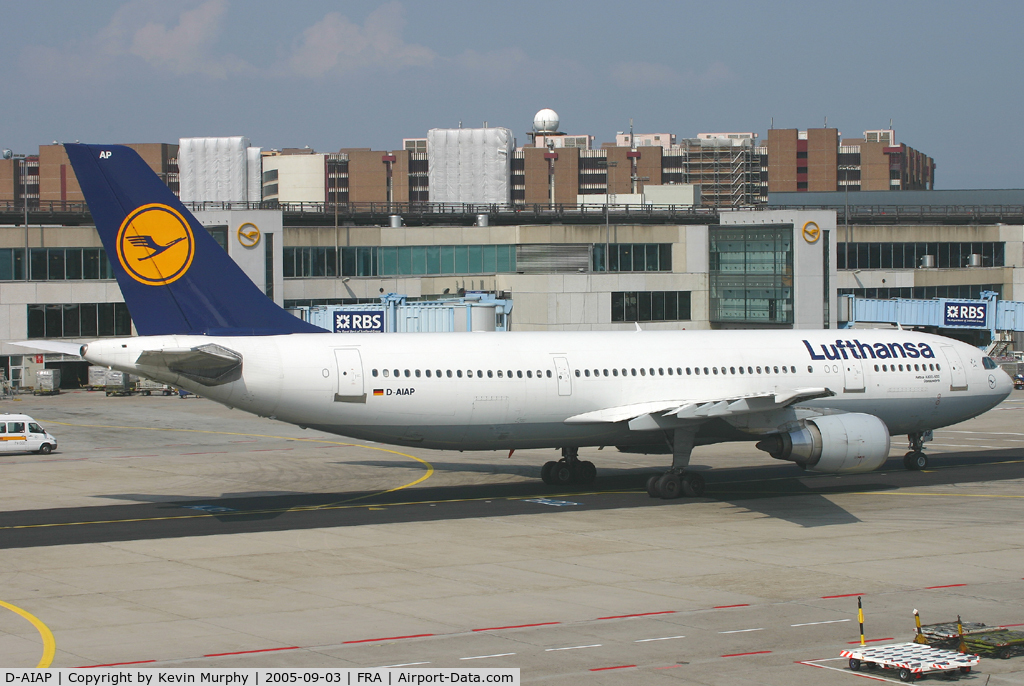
[373,389,384,396]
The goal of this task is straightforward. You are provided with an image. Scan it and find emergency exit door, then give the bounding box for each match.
[941,346,968,391]
[553,357,572,396]
[843,357,865,392]
[334,348,365,402]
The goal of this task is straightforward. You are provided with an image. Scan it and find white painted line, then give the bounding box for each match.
[944,429,1024,435]
[798,657,903,683]
[792,619,852,627]
[635,635,686,643]
[719,628,764,634]
[929,443,1007,449]
[460,653,516,660]
[381,662,430,668]
[545,644,602,652]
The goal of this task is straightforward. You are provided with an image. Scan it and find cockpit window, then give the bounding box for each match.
[982,357,998,370]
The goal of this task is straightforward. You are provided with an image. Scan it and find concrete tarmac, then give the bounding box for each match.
[0,389,1022,684]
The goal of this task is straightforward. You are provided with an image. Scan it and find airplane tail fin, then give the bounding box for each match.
[64,143,324,336]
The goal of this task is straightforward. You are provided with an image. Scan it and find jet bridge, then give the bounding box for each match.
[290,292,513,333]
[839,293,1024,337]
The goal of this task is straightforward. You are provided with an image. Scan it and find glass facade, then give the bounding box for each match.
[709,224,793,325]
[284,245,517,278]
[611,291,691,322]
[838,242,1004,270]
[592,244,672,272]
[27,303,132,338]
[839,284,1002,300]
[21,248,114,281]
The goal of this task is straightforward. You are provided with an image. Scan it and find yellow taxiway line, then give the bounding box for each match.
[0,599,56,668]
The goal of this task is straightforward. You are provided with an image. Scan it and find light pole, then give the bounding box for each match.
[3,149,29,280]
[599,160,618,271]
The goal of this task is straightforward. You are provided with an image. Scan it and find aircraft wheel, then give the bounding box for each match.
[848,658,861,671]
[683,473,706,498]
[552,462,575,486]
[904,452,928,470]
[541,461,557,485]
[646,475,661,498]
[579,461,597,484]
[657,473,682,500]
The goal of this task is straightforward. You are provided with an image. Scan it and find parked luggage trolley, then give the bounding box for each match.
[841,643,979,681]
[914,612,989,650]
[963,630,1024,660]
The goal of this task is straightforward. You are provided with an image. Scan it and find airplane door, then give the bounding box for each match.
[941,345,968,391]
[334,348,365,402]
[553,357,572,396]
[843,357,865,392]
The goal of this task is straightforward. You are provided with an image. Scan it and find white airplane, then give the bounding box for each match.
[23,145,1013,500]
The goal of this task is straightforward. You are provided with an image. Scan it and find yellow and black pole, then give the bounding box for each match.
[914,609,928,644]
[858,596,866,646]
[957,615,967,653]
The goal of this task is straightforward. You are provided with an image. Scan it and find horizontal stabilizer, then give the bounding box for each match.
[10,340,85,356]
[136,344,242,386]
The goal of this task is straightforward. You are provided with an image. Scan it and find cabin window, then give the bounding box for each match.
[447,370,453,378]
[612,369,619,377]
[425,370,431,378]
[773,366,779,374]
[497,370,504,378]
[676,367,682,375]
[487,370,493,378]
[507,370,512,378]
[658,368,664,375]
[874,365,879,371]
[730,367,736,374]
[582,369,588,377]
[640,368,646,376]
[383,369,389,377]
[457,370,463,378]
[756,366,762,374]
[517,370,523,378]
[807,366,813,373]
[603,369,608,376]
[477,370,483,378]
[546,370,552,378]
[781,366,786,374]
[372,369,379,377]
[790,366,796,373]
[415,370,421,378]
[686,368,692,375]
[527,371,533,378]
[738,367,744,374]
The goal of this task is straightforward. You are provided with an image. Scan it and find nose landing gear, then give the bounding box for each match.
[541,447,596,486]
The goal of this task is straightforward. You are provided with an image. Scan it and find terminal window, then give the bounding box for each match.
[592,244,671,272]
[27,303,132,338]
[838,241,1004,270]
[611,291,691,323]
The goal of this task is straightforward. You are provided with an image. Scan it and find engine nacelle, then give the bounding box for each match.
[755,413,890,474]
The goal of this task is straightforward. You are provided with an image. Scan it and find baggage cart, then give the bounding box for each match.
[87,366,108,390]
[841,643,979,682]
[963,630,1024,660]
[104,370,136,396]
[33,369,61,396]
[137,377,172,396]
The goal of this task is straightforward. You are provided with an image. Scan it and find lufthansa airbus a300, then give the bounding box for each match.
[24,144,1012,499]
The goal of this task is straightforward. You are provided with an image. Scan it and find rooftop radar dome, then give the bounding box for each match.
[533,109,560,133]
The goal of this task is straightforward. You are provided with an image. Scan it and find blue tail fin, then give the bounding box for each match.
[65,143,323,336]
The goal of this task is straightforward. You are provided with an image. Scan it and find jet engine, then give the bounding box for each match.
[755,413,890,474]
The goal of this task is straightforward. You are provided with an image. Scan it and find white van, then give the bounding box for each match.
[0,414,58,454]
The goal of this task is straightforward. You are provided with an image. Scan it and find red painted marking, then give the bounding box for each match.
[822,593,865,598]
[847,638,895,644]
[1001,623,1024,628]
[182,452,229,455]
[925,584,967,589]
[654,665,681,670]
[343,634,434,644]
[473,622,560,631]
[204,646,299,657]
[713,604,750,609]
[721,651,772,657]
[79,660,157,668]
[795,661,824,668]
[589,665,636,671]
[597,611,675,620]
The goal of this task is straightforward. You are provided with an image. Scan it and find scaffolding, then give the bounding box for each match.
[662,138,762,207]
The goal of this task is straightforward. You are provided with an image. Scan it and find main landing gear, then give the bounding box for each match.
[904,431,929,471]
[541,447,596,486]
[646,426,706,500]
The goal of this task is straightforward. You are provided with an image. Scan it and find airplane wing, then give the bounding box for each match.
[135,344,242,386]
[564,387,835,430]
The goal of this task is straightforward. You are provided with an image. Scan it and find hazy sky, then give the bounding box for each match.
[4,0,1022,189]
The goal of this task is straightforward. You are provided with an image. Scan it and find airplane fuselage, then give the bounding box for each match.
[82,329,1012,452]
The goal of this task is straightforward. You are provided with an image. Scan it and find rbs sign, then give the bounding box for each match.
[943,302,988,328]
[334,310,385,333]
